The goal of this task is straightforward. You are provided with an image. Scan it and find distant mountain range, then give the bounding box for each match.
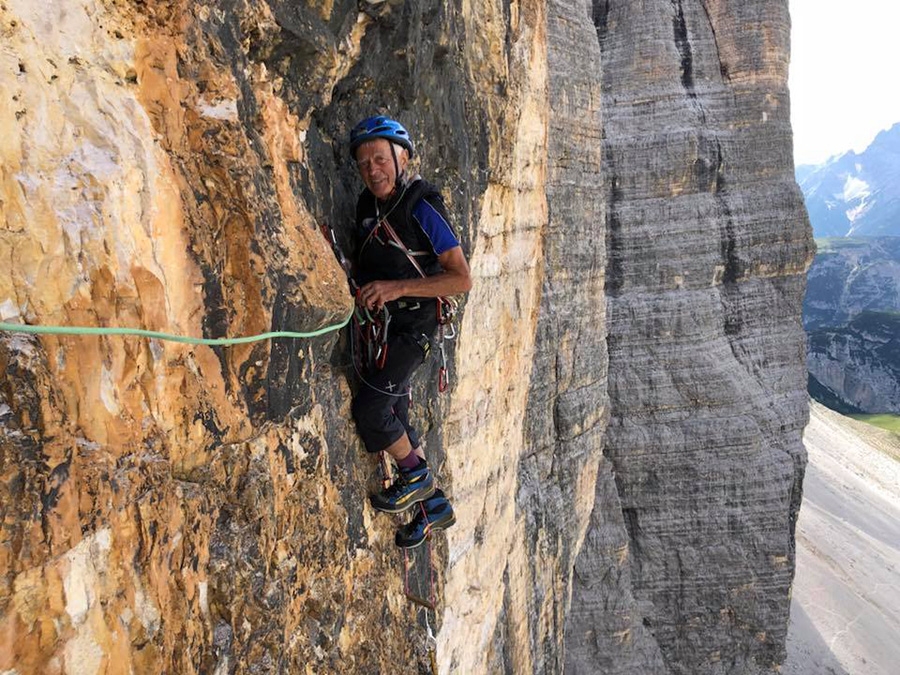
[797,123,900,238]
[799,123,900,413]
[807,310,900,414]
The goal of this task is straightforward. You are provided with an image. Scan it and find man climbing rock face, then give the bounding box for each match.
[348,115,471,548]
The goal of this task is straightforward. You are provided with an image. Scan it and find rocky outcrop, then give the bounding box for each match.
[0,1,394,672]
[1,0,549,672]
[804,238,900,413]
[808,312,900,414]
[1,1,812,674]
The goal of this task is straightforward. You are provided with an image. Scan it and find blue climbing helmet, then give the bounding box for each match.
[349,115,414,158]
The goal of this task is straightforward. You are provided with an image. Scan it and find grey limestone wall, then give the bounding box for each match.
[564,1,814,673]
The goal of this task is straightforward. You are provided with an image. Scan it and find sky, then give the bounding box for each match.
[789,0,900,166]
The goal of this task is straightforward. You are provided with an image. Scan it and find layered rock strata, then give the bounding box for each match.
[564,1,813,673]
[0,1,812,674]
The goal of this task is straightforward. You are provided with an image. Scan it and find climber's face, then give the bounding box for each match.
[355,139,407,201]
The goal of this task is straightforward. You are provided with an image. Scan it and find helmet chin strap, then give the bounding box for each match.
[382,143,408,202]
[375,146,409,216]
[391,143,401,191]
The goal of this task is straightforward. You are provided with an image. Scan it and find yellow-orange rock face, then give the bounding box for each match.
[1,1,551,673]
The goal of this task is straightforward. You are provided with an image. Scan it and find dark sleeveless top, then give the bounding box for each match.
[355,177,459,289]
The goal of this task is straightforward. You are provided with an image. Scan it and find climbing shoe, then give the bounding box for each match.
[395,489,456,549]
[369,459,435,514]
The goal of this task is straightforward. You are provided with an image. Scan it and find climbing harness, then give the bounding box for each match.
[320,220,400,490]
[350,120,447,671]
[369,214,458,393]
[321,197,458,398]
[320,204,451,641]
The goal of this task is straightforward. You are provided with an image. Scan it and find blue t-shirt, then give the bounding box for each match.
[411,197,460,255]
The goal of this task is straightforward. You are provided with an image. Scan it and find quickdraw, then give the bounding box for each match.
[321,220,438,397]
[403,516,436,609]
[351,305,397,490]
[319,221,357,294]
[435,296,457,393]
[321,222,399,489]
[355,297,391,371]
[320,221,394,393]
[438,350,449,393]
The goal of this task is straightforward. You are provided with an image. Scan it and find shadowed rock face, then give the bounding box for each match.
[804,238,900,414]
[808,312,900,415]
[0,1,810,673]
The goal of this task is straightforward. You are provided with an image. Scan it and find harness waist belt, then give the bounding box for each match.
[390,300,424,312]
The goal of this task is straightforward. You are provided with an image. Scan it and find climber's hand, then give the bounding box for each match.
[358,280,404,311]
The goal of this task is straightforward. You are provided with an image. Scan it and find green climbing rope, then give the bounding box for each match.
[0,307,353,346]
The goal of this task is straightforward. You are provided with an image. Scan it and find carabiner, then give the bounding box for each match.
[438,341,449,392]
[375,309,390,369]
[376,342,389,369]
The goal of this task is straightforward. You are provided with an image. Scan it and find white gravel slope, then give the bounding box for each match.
[782,402,900,675]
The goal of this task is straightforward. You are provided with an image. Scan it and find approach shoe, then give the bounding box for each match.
[395,489,456,549]
[369,459,435,514]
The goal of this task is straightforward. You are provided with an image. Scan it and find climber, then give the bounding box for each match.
[348,114,471,548]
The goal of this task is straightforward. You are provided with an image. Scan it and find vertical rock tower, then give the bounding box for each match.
[564,2,813,674]
[0,1,812,674]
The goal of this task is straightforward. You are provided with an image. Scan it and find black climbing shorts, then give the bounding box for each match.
[352,327,435,454]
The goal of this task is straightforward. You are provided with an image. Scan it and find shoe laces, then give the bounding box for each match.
[404,510,428,534]
[383,474,410,499]
[413,502,430,525]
